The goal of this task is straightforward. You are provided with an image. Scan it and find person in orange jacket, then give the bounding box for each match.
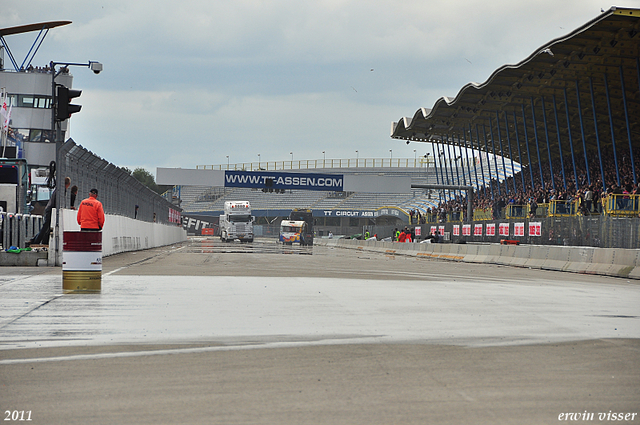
[77,188,105,231]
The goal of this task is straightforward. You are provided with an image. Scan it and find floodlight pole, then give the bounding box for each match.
[50,60,102,266]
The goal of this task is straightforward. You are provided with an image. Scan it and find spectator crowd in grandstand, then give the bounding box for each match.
[429,149,639,220]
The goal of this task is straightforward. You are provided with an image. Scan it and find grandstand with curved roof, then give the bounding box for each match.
[392,6,639,196]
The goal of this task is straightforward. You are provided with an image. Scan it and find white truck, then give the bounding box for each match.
[220,201,254,242]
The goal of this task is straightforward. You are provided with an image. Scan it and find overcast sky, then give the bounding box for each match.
[2,0,630,173]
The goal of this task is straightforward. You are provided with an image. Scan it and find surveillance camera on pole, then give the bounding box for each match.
[89,61,103,74]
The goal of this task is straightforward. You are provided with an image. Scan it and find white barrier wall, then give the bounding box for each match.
[316,238,640,280]
[54,209,186,264]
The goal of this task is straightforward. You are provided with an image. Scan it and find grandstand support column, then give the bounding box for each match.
[588,76,607,191]
[521,104,536,190]
[464,126,479,191]
[411,184,473,222]
[552,94,567,191]
[603,72,621,186]
[431,143,443,203]
[575,80,591,186]
[475,124,488,196]
[481,124,494,198]
[563,88,579,189]
[530,98,545,189]
[447,136,460,198]
[540,97,556,190]
[431,142,440,187]
[503,112,518,194]
[620,65,636,185]
[455,132,468,187]
[487,121,502,196]
[513,110,527,192]
[494,113,509,194]
[439,136,451,186]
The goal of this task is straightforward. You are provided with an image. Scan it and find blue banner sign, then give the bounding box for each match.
[225,171,344,192]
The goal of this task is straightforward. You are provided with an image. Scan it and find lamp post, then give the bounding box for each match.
[50,60,102,266]
[226,155,229,169]
[257,153,260,170]
[389,149,393,166]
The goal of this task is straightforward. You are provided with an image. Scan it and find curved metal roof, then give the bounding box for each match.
[391,7,640,164]
[0,21,71,37]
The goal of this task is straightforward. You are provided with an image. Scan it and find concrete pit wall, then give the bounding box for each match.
[315,238,640,280]
[50,209,187,265]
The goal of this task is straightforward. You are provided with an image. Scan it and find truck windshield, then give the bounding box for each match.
[282,226,302,232]
[230,214,252,223]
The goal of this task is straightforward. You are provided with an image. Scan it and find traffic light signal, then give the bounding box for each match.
[56,85,82,121]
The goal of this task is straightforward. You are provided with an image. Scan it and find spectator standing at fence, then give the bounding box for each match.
[584,186,593,213]
[70,185,78,210]
[29,178,71,245]
[77,189,105,231]
[63,177,71,207]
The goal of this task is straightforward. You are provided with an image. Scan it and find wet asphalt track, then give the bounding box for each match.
[0,237,638,424]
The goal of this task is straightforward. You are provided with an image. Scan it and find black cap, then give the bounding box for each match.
[90,188,98,195]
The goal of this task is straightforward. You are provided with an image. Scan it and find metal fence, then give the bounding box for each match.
[59,139,179,224]
[400,216,640,249]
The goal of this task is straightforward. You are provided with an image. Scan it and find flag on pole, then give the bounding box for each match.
[1,92,12,132]
[0,93,8,119]
[2,104,11,131]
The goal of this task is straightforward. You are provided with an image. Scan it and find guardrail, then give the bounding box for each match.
[505,204,529,219]
[0,213,43,249]
[549,200,579,217]
[473,208,493,221]
[602,194,640,217]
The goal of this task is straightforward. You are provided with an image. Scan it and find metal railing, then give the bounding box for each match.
[602,194,640,217]
[549,200,579,217]
[505,204,529,219]
[0,213,43,249]
[473,208,493,221]
[196,157,435,171]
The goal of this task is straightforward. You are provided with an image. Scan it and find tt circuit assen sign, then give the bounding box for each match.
[224,171,343,191]
[318,208,403,218]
